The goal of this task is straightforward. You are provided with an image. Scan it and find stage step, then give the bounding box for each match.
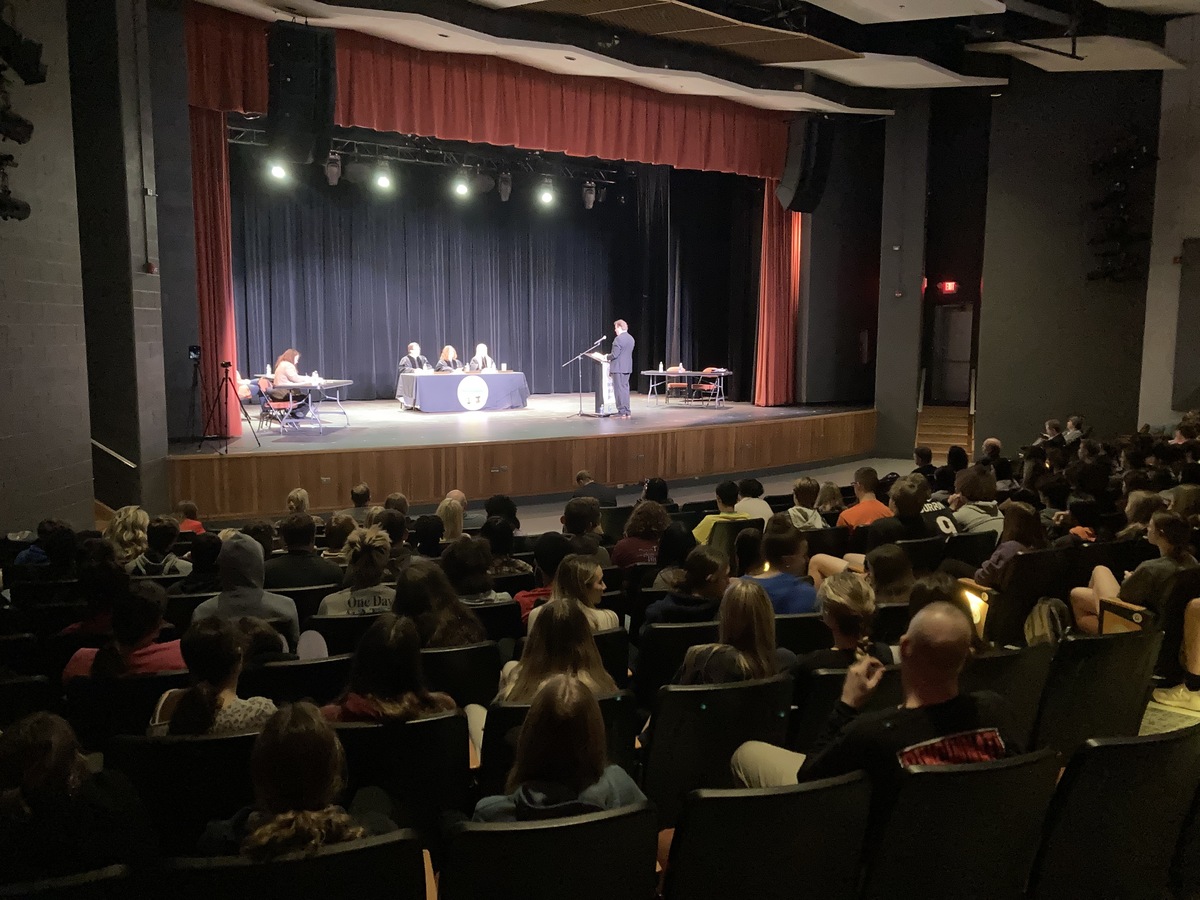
[916,405,973,461]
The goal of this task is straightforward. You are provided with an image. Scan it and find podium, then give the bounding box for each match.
[590,356,618,417]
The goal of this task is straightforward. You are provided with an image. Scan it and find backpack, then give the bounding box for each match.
[1024,596,1071,645]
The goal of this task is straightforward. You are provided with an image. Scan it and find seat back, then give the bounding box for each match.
[0,864,130,899]
[106,732,257,856]
[944,530,1000,568]
[1029,723,1200,899]
[801,526,850,559]
[665,774,871,900]
[131,573,185,590]
[160,830,426,900]
[600,506,634,541]
[959,643,1055,750]
[681,500,717,514]
[773,613,832,655]
[273,584,339,623]
[10,579,81,609]
[592,627,630,688]
[643,675,793,827]
[764,494,793,512]
[1154,566,1200,681]
[419,640,503,707]
[1070,538,1160,594]
[788,667,904,753]
[480,691,639,795]
[707,518,764,559]
[163,592,216,632]
[305,614,381,656]
[238,654,352,706]
[984,546,1077,645]
[862,749,1060,900]
[334,712,471,836]
[470,600,524,641]
[492,572,536,597]
[634,622,719,707]
[65,670,190,749]
[0,675,57,729]
[1032,630,1164,758]
[668,510,703,532]
[0,632,39,676]
[440,803,658,900]
[895,536,947,575]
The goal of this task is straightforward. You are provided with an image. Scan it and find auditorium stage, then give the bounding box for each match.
[168,395,876,519]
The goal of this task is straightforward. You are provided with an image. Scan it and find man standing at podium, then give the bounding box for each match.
[607,319,635,419]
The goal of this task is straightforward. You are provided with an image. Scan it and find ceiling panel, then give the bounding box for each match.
[589,4,727,34]
[1094,0,1200,12]
[802,0,1005,25]
[970,35,1185,71]
[780,53,1008,89]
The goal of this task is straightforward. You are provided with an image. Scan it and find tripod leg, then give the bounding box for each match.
[198,372,226,451]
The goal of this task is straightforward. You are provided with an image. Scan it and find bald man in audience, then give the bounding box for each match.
[732,603,1020,812]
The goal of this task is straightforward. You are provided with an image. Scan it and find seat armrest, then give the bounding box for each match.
[1100,597,1153,634]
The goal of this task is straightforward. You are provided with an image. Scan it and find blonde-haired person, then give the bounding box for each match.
[719,579,792,677]
[286,488,310,515]
[437,498,464,542]
[530,554,618,634]
[104,505,150,567]
[497,598,617,703]
[317,527,395,616]
[794,571,894,678]
[217,527,241,542]
[1117,490,1168,541]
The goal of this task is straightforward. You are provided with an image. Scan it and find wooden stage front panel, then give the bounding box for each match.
[168,408,876,519]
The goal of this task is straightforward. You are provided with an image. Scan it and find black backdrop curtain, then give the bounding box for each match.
[230,144,761,402]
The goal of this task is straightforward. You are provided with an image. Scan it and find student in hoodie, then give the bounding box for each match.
[191,533,300,650]
[948,465,1004,536]
[641,546,730,636]
[125,517,193,577]
[472,674,644,822]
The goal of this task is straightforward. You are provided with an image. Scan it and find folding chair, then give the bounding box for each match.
[690,367,727,407]
[257,377,299,432]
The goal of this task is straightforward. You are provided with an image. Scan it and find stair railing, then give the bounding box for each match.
[917,368,926,415]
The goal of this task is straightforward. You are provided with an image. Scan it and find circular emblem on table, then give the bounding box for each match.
[457,374,490,411]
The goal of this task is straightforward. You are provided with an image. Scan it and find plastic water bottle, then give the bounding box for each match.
[266,363,272,376]
[658,361,664,372]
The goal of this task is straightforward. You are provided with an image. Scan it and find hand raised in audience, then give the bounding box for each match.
[840,656,885,709]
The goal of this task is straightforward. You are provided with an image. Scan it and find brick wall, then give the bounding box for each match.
[0,0,94,530]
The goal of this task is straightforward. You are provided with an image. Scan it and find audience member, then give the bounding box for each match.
[911,446,936,483]
[337,482,373,525]
[0,713,154,884]
[642,546,730,634]
[732,603,1020,816]
[514,532,572,623]
[794,572,894,680]
[446,489,486,530]
[1170,484,1200,524]
[815,481,847,517]
[733,528,763,577]
[322,614,457,722]
[908,573,989,653]
[1063,415,1085,445]
[745,515,815,614]
[965,501,1047,589]
[980,437,1003,464]
[949,465,1003,535]
[651,522,698,591]
[734,478,774,522]
[531,554,618,632]
[866,544,916,606]
[572,470,618,507]
[393,559,486,648]
[1117,490,1168,541]
[561,497,612,565]
[383,492,409,516]
[61,539,128,636]
[285,488,313,519]
[263,514,343,590]
[104,505,149,567]
[318,527,395,617]
[167,532,223,597]
[240,521,277,561]
[199,702,395,859]
[836,468,893,533]
[787,477,825,530]
[863,474,942,550]
[640,477,673,508]
[192,534,300,649]
[479,516,533,577]
[484,494,521,531]
[152,618,276,736]
[498,599,617,703]
[375,509,413,579]
[933,446,970,494]
[442,536,512,605]
[175,500,206,534]
[413,515,446,557]
[63,582,183,682]
[322,514,356,563]
[719,579,789,676]
[1035,418,1065,448]
[473,675,643,822]
[14,519,75,570]
[674,644,755,686]
[238,616,297,667]
[1070,511,1197,634]
[437,497,466,542]
[692,480,750,544]
[364,506,385,528]
[612,501,669,569]
[993,457,1018,494]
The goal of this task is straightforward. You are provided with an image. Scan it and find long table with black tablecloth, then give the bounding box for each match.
[395,370,531,413]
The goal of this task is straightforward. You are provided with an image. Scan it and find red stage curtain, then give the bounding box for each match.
[753,182,801,407]
[184,1,787,179]
[190,106,242,437]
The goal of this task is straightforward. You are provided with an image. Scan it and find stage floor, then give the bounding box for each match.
[173,394,865,456]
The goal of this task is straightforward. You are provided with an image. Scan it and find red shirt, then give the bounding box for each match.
[513,586,552,625]
[611,536,658,569]
[179,518,206,534]
[836,498,893,532]
[62,639,186,682]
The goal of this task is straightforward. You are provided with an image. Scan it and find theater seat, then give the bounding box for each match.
[420,641,503,708]
[238,654,353,706]
[633,621,719,708]
[0,863,130,899]
[65,670,190,750]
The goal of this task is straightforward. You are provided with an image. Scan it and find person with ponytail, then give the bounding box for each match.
[198,702,396,859]
[1070,510,1198,634]
[149,618,277,736]
[317,526,395,616]
[793,571,894,679]
[62,582,184,682]
[0,713,154,884]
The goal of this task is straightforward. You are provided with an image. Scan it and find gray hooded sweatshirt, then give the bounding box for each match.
[192,533,300,649]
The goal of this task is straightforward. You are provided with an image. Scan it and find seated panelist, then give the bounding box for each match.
[469,343,496,372]
[398,342,430,372]
[435,345,463,373]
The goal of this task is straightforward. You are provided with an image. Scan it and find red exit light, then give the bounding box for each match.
[937,280,959,295]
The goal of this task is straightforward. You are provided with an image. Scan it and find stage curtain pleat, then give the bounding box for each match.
[753,183,801,407]
[184,1,787,180]
[190,106,243,437]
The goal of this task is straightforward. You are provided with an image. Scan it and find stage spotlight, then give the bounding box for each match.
[324,153,342,187]
[537,179,555,206]
[268,161,288,181]
[582,181,596,210]
[452,171,471,197]
[374,163,393,190]
[498,172,512,202]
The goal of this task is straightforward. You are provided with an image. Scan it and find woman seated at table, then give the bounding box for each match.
[435,346,463,372]
[271,348,312,413]
[469,343,496,372]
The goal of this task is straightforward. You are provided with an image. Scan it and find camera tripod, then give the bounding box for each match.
[199,361,260,453]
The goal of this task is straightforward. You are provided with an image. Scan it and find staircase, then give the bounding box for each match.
[916,406,974,461]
